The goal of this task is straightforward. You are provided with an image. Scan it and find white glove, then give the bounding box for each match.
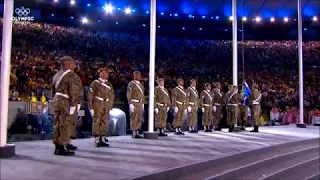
[129,104,135,112]
[77,104,81,111]
[174,107,179,113]
[154,108,159,114]
[202,108,205,112]
[69,106,76,115]
[187,106,192,113]
[90,109,94,116]
[142,105,144,111]
[167,107,170,112]
[213,106,217,112]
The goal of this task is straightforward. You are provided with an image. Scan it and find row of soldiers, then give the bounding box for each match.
[152,78,262,136]
[52,56,261,156]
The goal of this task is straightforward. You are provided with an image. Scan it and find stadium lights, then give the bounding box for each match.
[188,15,193,18]
[229,16,233,21]
[87,3,90,7]
[270,17,275,22]
[125,8,131,14]
[174,13,178,17]
[104,4,114,13]
[284,17,289,22]
[53,0,58,3]
[312,16,318,22]
[199,28,202,31]
[160,12,164,15]
[242,17,247,21]
[255,16,261,22]
[81,17,88,24]
[202,16,205,19]
[70,0,76,5]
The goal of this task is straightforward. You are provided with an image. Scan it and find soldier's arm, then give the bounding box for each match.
[171,88,177,107]
[87,81,96,109]
[68,73,78,107]
[109,83,115,108]
[186,88,191,105]
[200,91,204,107]
[78,76,84,104]
[249,93,254,104]
[154,87,158,107]
[126,82,133,104]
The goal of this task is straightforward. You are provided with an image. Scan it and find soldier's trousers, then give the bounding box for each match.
[173,104,185,128]
[188,106,198,127]
[251,105,261,126]
[92,102,110,136]
[130,103,143,130]
[52,96,71,146]
[239,105,248,126]
[202,106,212,126]
[227,106,238,126]
[212,105,222,126]
[155,105,168,129]
[69,110,78,138]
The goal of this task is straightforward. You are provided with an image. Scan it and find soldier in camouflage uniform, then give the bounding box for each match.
[171,78,187,135]
[212,83,224,131]
[88,68,114,147]
[127,71,145,138]
[239,87,248,131]
[68,72,83,150]
[200,83,213,132]
[186,79,199,133]
[154,78,171,136]
[52,56,78,156]
[224,85,244,132]
[249,84,262,132]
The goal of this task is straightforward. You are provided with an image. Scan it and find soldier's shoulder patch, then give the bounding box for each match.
[89,87,93,93]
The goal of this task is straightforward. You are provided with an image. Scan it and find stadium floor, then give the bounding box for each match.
[1,125,319,180]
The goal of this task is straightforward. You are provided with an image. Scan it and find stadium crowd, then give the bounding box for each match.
[2,20,320,124]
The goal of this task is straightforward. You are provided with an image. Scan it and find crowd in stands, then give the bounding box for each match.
[1,20,319,125]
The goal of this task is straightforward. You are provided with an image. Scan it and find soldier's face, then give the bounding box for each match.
[206,85,211,90]
[68,61,76,71]
[191,81,196,87]
[233,87,238,93]
[178,80,184,86]
[134,73,141,81]
[217,84,221,89]
[100,71,108,79]
[159,80,164,87]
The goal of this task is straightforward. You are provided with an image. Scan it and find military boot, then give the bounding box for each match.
[99,136,109,147]
[54,144,75,156]
[132,130,142,139]
[228,126,234,132]
[66,144,77,151]
[159,129,168,137]
[178,128,184,135]
[250,126,259,132]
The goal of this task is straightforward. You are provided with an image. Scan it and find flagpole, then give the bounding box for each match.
[296,0,306,128]
[144,0,158,139]
[0,0,16,158]
[232,0,238,86]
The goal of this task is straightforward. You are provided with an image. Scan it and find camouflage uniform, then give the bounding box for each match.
[186,86,199,131]
[171,85,187,134]
[127,80,144,132]
[88,78,114,139]
[69,73,83,138]
[225,89,243,131]
[249,85,262,132]
[154,86,171,130]
[212,88,223,130]
[52,69,78,155]
[200,89,213,129]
